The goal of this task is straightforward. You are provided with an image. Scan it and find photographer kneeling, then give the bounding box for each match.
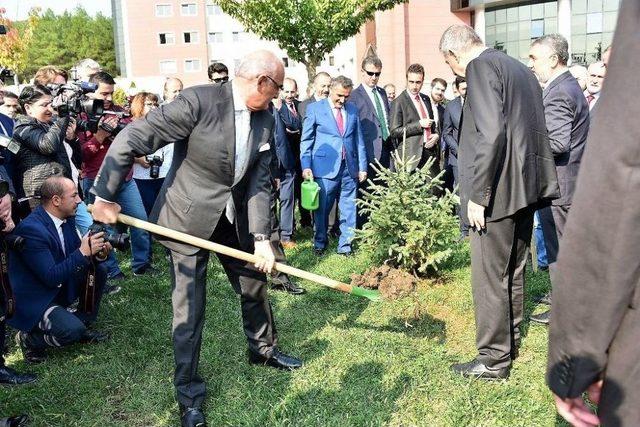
[8,176,109,364]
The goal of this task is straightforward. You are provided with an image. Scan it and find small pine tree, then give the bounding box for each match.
[356,147,460,276]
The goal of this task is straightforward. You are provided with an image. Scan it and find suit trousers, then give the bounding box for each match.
[470,206,534,369]
[270,180,293,286]
[277,170,296,241]
[169,215,278,408]
[539,204,570,286]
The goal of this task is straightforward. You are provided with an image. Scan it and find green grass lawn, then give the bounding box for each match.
[1,233,564,426]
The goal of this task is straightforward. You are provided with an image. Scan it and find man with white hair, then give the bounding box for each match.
[585,61,606,110]
[439,24,559,380]
[73,58,101,82]
[90,50,302,427]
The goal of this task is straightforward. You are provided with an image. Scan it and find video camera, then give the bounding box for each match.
[87,221,129,261]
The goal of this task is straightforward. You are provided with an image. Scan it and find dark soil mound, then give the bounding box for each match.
[351,265,418,300]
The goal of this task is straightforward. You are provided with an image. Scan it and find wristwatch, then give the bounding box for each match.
[253,234,269,242]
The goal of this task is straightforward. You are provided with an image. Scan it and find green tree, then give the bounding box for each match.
[0,7,40,84]
[21,6,117,81]
[214,0,407,83]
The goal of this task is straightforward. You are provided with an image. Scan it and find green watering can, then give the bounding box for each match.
[301,177,320,211]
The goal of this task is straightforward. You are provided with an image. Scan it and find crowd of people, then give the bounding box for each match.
[0,2,636,422]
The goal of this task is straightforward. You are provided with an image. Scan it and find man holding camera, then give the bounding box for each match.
[8,176,109,364]
[78,71,154,277]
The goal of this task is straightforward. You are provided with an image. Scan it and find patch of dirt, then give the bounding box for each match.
[350,265,419,300]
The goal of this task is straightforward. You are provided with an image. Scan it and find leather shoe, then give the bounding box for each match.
[451,358,510,380]
[15,332,46,364]
[530,310,550,325]
[179,406,206,427]
[271,281,306,295]
[0,366,37,385]
[249,348,303,370]
[313,248,325,256]
[80,329,110,344]
[0,415,29,426]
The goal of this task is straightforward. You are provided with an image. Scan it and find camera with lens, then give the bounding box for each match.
[48,82,104,133]
[98,114,129,137]
[145,155,164,179]
[87,222,129,261]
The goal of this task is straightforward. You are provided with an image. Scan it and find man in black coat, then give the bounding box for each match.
[547,1,640,424]
[90,51,302,427]
[439,25,559,379]
[527,34,590,325]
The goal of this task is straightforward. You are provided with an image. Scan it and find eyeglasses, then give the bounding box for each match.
[264,75,284,91]
[363,70,381,77]
[211,76,229,83]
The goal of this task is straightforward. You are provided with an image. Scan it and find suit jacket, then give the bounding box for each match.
[276,100,300,170]
[91,82,274,256]
[442,96,463,168]
[298,96,318,122]
[542,70,590,206]
[0,112,13,137]
[300,98,367,180]
[271,104,295,172]
[389,90,437,171]
[458,49,559,223]
[547,0,640,408]
[0,113,17,186]
[347,84,391,167]
[8,206,91,331]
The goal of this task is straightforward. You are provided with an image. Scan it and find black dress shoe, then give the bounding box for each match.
[80,329,110,344]
[103,284,122,295]
[530,310,550,325]
[179,406,206,427]
[15,332,46,364]
[0,415,29,427]
[313,248,325,256]
[249,349,303,370]
[451,358,510,380]
[271,281,306,295]
[0,366,37,385]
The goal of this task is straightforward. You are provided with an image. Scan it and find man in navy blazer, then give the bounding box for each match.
[300,76,367,255]
[9,177,108,364]
[442,76,466,186]
[528,34,590,325]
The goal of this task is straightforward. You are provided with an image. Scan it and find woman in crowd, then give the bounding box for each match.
[12,84,77,210]
[130,92,173,215]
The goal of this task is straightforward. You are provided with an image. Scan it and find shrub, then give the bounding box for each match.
[355,150,460,276]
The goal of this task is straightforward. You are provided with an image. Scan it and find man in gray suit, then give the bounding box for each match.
[90,51,301,427]
[548,1,640,423]
[440,25,559,379]
[528,34,590,325]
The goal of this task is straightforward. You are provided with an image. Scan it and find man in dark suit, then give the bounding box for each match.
[90,51,302,427]
[348,56,391,228]
[9,177,108,364]
[300,76,367,256]
[389,63,439,176]
[275,78,302,245]
[527,34,590,325]
[547,2,639,424]
[439,25,559,379]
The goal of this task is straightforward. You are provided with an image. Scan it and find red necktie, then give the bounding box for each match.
[415,95,431,141]
[586,94,595,107]
[288,102,297,117]
[335,107,345,135]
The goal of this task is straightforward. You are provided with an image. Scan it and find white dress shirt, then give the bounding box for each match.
[45,210,66,255]
[408,90,431,143]
[362,84,388,123]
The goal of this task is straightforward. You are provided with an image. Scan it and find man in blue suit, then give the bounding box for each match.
[300,76,367,256]
[9,177,109,364]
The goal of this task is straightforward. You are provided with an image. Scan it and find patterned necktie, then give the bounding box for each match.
[288,102,297,118]
[415,94,431,141]
[335,107,345,135]
[586,94,595,107]
[372,89,389,140]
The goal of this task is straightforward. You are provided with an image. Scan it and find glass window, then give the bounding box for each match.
[206,4,222,15]
[519,40,531,59]
[518,4,531,21]
[485,26,496,46]
[531,19,544,39]
[544,2,557,17]
[159,60,177,74]
[232,31,239,42]
[158,32,175,45]
[546,17,557,34]
[485,11,496,26]
[603,0,619,11]
[183,31,199,44]
[506,42,518,58]
[208,32,223,43]
[588,0,603,13]
[531,3,544,19]
[586,34,603,60]
[586,12,603,33]
[603,11,618,32]
[572,14,587,35]
[181,3,197,16]
[519,21,529,40]
[507,7,518,22]
[184,59,201,72]
[495,24,507,43]
[602,32,614,48]
[495,9,506,24]
[573,0,587,14]
[572,35,587,56]
[507,22,519,41]
[155,4,172,17]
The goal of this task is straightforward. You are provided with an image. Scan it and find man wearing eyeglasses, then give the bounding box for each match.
[90,51,302,427]
[208,62,229,84]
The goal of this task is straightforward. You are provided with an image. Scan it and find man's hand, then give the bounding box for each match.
[91,199,121,224]
[358,171,367,183]
[79,231,107,257]
[303,168,314,180]
[274,178,281,191]
[2,218,15,233]
[553,392,600,427]
[65,118,77,141]
[467,200,486,231]
[95,116,119,144]
[419,118,433,128]
[134,156,151,168]
[425,133,439,149]
[253,240,275,274]
[0,193,12,223]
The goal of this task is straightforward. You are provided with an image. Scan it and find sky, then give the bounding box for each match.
[3,0,112,21]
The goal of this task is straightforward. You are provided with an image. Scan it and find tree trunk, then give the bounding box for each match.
[304,60,318,98]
